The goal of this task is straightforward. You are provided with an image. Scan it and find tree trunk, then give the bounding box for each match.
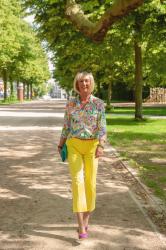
[30,83,33,99]
[17,80,19,100]
[27,83,30,99]
[23,82,25,99]
[134,39,143,119]
[97,81,101,98]
[9,76,14,98]
[107,81,112,107]
[2,69,8,100]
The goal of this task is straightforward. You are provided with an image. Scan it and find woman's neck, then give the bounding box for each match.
[80,93,91,102]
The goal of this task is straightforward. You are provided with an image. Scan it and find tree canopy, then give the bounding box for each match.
[24,0,166,88]
[0,0,50,99]
[24,0,166,118]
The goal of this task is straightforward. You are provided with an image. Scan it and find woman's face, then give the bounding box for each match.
[77,76,91,96]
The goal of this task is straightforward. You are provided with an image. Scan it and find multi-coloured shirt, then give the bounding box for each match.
[60,94,106,141]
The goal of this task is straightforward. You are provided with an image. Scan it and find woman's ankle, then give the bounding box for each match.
[79,226,86,234]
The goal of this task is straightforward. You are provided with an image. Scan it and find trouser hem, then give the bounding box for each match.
[73,207,95,213]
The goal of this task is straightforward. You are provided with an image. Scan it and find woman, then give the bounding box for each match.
[58,72,106,239]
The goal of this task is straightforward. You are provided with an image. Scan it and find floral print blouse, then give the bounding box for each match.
[60,94,106,141]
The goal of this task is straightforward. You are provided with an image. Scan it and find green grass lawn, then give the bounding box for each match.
[110,106,166,116]
[106,115,166,202]
[0,99,20,105]
[0,98,32,105]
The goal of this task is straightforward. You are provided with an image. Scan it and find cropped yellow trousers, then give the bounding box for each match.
[66,138,99,213]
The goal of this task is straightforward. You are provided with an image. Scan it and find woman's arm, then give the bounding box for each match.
[98,101,107,146]
[95,101,107,158]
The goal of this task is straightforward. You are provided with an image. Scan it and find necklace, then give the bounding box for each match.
[80,99,89,109]
[81,100,88,104]
[79,94,91,109]
[80,94,90,104]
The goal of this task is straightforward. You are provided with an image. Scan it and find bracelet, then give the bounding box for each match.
[97,144,104,149]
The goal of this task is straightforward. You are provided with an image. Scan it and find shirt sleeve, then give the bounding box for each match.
[98,101,107,141]
[60,101,70,139]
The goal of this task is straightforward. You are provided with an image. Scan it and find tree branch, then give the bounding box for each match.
[66,0,144,42]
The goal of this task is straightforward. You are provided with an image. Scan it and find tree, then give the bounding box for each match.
[0,0,50,100]
[25,0,166,119]
[52,27,134,103]
[25,0,137,87]
[0,0,22,99]
[15,21,50,99]
[65,0,144,42]
[127,1,166,118]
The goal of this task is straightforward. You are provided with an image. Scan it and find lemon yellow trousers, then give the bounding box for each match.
[66,138,99,213]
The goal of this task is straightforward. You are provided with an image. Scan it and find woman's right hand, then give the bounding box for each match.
[57,137,66,155]
[58,145,62,155]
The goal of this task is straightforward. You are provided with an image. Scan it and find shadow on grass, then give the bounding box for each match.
[107,130,166,142]
[110,107,166,116]
[106,117,166,143]
[106,117,154,126]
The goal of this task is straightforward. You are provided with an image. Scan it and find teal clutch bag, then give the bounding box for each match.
[60,143,68,162]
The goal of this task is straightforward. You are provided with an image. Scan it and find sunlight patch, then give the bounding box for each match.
[0,188,30,199]
[0,126,62,131]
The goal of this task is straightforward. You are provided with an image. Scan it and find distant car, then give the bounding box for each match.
[0,91,4,98]
[41,94,52,100]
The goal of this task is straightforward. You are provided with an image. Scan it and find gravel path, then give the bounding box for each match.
[0,100,165,250]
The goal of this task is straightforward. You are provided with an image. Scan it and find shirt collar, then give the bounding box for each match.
[76,94,94,104]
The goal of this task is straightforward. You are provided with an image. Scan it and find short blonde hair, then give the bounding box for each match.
[73,72,95,94]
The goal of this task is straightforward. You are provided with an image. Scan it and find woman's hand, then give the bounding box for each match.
[95,145,104,158]
[57,138,66,155]
[58,145,62,155]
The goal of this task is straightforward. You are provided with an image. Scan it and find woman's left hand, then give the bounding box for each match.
[95,145,104,158]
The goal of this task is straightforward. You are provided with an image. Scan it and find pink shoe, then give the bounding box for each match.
[78,232,88,239]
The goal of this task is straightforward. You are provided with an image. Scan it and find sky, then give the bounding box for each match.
[24,14,34,24]
[24,15,54,73]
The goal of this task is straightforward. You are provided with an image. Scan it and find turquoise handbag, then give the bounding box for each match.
[60,143,68,162]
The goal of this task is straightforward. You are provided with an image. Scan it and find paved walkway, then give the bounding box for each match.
[0,100,166,250]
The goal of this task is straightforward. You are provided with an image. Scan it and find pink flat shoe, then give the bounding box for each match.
[78,232,88,239]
